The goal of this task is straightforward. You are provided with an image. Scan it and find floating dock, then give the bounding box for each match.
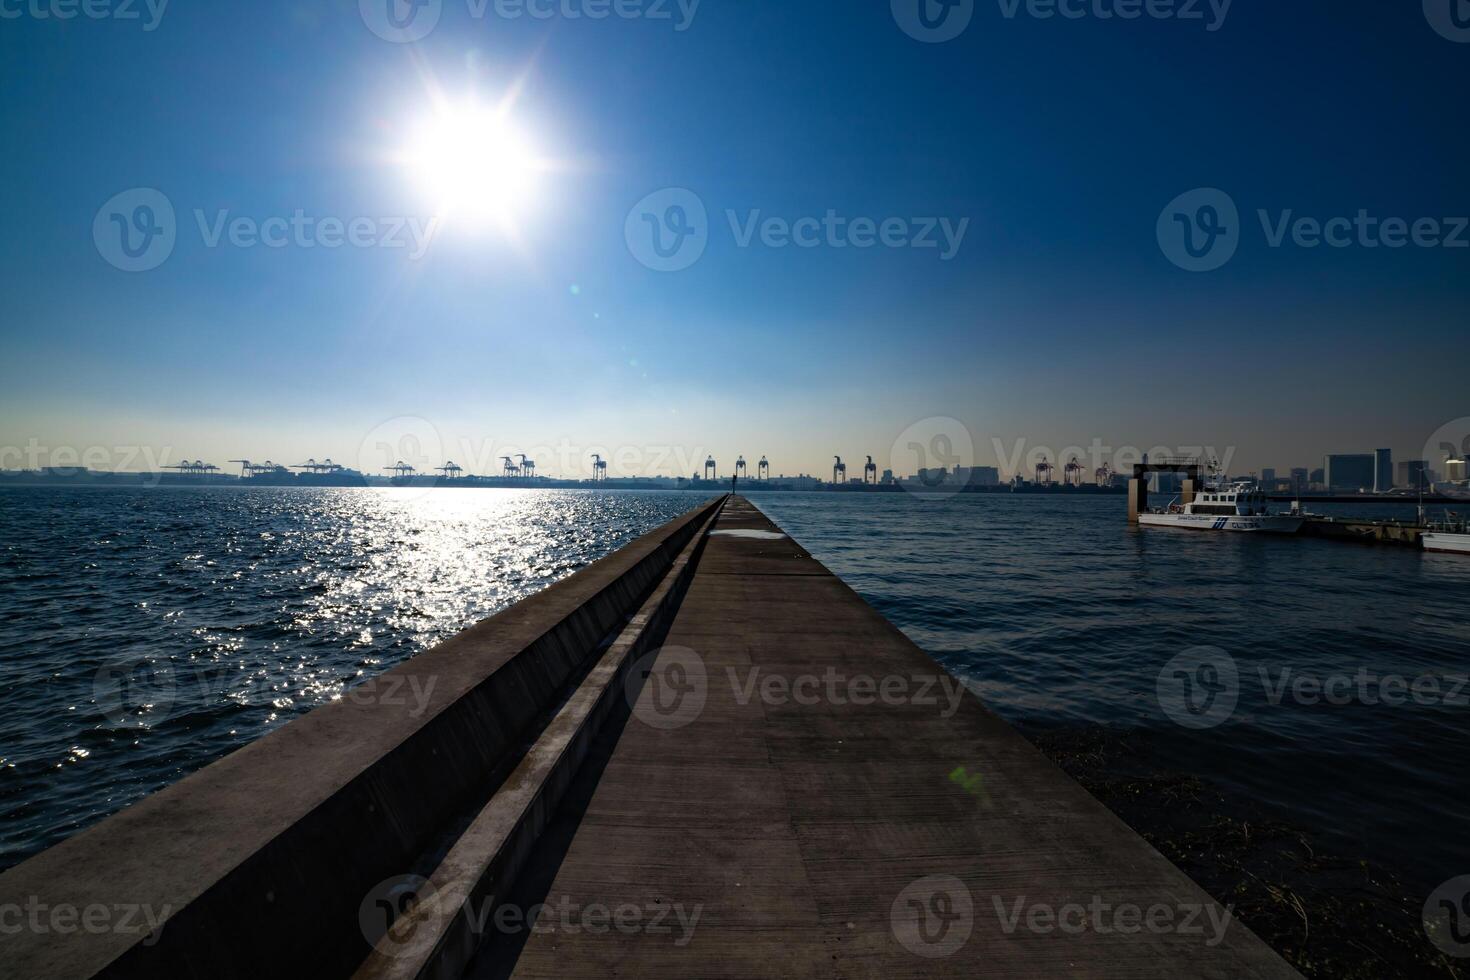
[0,496,1297,978]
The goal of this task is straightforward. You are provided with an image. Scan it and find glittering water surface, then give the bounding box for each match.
[4,488,1468,897]
[0,487,707,869]
[751,491,1470,896]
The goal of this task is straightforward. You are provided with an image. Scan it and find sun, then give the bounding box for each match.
[401,101,542,231]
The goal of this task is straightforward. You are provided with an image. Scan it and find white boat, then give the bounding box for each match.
[1423,515,1470,555]
[1139,479,1304,534]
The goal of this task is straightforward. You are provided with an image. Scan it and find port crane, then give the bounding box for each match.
[501,456,520,478]
[435,462,464,479]
[230,459,289,478]
[1035,456,1054,486]
[1064,456,1085,488]
[386,461,416,478]
[292,458,345,475]
[758,456,769,480]
[704,456,716,481]
[517,454,536,478]
[735,456,747,480]
[163,460,219,476]
[1095,463,1113,487]
[590,454,607,481]
[832,456,847,485]
[864,455,877,484]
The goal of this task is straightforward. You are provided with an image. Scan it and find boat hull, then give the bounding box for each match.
[1138,513,1304,534]
[1423,531,1470,555]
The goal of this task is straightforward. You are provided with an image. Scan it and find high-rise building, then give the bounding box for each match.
[1447,458,1468,482]
[1261,468,1276,485]
[1309,467,1325,488]
[1373,448,1392,493]
[1290,467,1309,490]
[1397,460,1429,490]
[1325,454,1375,492]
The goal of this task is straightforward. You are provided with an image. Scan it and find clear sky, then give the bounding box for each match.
[2,0,1467,479]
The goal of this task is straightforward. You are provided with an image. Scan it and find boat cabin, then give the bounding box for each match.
[1183,482,1269,516]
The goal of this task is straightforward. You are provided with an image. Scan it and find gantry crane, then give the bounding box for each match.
[163,460,219,476]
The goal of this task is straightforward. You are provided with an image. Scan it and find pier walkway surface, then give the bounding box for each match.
[0,495,1298,979]
[468,496,1294,978]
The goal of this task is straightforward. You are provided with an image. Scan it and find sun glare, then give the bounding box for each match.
[402,102,542,231]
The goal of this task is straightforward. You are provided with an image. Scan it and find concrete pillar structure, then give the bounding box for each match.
[1127,478,1148,523]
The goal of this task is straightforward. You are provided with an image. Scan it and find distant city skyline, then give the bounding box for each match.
[1,415,1465,483]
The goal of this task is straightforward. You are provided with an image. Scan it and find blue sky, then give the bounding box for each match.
[2,0,1467,478]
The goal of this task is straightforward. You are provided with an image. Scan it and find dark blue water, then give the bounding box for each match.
[2,487,1466,903]
[0,487,708,869]
[750,491,1470,898]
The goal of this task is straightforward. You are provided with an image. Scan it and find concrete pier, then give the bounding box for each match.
[0,496,1298,978]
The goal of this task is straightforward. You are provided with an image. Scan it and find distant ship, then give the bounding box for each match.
[1139,478,1305,534]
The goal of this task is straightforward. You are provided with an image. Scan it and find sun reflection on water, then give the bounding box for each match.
[0,487,707,869]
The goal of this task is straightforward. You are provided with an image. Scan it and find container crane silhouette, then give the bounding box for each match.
[833,456,847,485]
[1064,456,1085,488]
[1095,463,1113,487]
[591,454,608,481]
[1035,455,1054,486]
[758,456,769,481]
[386,461,416,478]
[517,454,535,478]
[864,455,877,484]
[501,456,519,478]
[234,459,288,478]
[163,460,219,476]
[293,458,345,475]
[735,456,747,479]
[704,456,716,481]
[435,462,464,480]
